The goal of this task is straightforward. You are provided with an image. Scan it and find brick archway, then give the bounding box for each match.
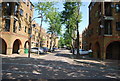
[0,37,7,54]
[12,39,22,54]
[106,41,120,60]
[24,41,29,49]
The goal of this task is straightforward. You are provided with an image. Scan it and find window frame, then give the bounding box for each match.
[104,21,112,35]
[116,22,120,31]
[25,26,27,33]
[20,9,23,16]
[5,19,10,32]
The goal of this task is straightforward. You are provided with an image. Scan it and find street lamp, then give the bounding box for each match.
[28,16,42,58]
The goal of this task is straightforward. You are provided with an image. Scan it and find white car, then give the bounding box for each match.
[74,49,91,55]
[31,47,44,54]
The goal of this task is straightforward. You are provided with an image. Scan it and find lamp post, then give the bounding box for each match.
[28,16,42,58]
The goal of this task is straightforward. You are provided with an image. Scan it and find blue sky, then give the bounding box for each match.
[32,1,91,34]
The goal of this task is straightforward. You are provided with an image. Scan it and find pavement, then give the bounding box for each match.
[1,49,120,80]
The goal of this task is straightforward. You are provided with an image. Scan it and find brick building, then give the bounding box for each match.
[82,2,120,60]
[0,1,59,55]
[0,1,34,55]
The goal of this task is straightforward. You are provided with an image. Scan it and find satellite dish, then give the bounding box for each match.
[100,25,104,28]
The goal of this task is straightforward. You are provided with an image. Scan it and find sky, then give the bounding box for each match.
[32,0,91,34]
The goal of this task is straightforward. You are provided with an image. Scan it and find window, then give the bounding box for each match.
[13,19,17,33]
[6,3,11,15]
[28,28,31,34]
[116,22,120,31]
[18,25,21,31]
[32,24,36,27]
[116,4,120,13]
[7,3,10,7]
[14,4,19,16]
[26,13,28,19]
[30,4,32,10]
[5,19,10,32]
[29,16,31,22]
[25,26,27,32]
[20,9,23,16]
[104,21,112,35]
[27,2,29,6]
[105,3,112,16]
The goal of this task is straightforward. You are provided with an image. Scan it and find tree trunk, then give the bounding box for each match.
[52,38,56,51]
[49,33,53,52]
[71,39,75,55]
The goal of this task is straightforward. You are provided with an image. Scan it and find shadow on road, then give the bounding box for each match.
[2,56,119,80]
[54,53,72,59]
[49,50,61,53]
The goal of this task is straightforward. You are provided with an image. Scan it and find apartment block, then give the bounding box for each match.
[0,0,34,55]
[82,2,120,60]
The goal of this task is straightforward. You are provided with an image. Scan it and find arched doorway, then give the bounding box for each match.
[0,38,7,54]
[12,39,22,54]
[106,41,120,60]
[95,42,101,59]
[24,41,29,49]
[24,41,29,54]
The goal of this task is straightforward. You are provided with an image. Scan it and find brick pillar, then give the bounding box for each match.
[10,16,14,32]
[7,48,12,55]
[102,46,106,60]
[19,41,24,54]
[19,48,24,54]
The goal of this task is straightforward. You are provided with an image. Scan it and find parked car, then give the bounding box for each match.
[41,47,48,52]
[53,47,58,50]
[48,48,53,52]
[31,47,44,54]
[74,49,90,55]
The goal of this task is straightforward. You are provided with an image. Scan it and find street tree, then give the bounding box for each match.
[58,37,65,48]
[61,2,82,55]
[47,8,62,51]
[34,2,54,47]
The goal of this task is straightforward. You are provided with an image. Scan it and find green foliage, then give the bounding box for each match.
[61,2,82,47]
[63,30,72,47]
[34,2,54,22]
[58,37,65,48]
[46,7,62,36]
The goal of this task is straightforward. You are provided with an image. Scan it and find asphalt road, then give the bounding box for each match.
[1,49,120,79]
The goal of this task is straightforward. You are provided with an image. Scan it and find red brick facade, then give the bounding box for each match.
[82,2,120,60]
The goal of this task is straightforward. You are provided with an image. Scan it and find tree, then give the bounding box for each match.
[58,37,65,48]
[34,2,54,47]
[61,2,82,55]
[47,8,62,51]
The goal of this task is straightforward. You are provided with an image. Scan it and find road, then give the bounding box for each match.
[1,49,120,79]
